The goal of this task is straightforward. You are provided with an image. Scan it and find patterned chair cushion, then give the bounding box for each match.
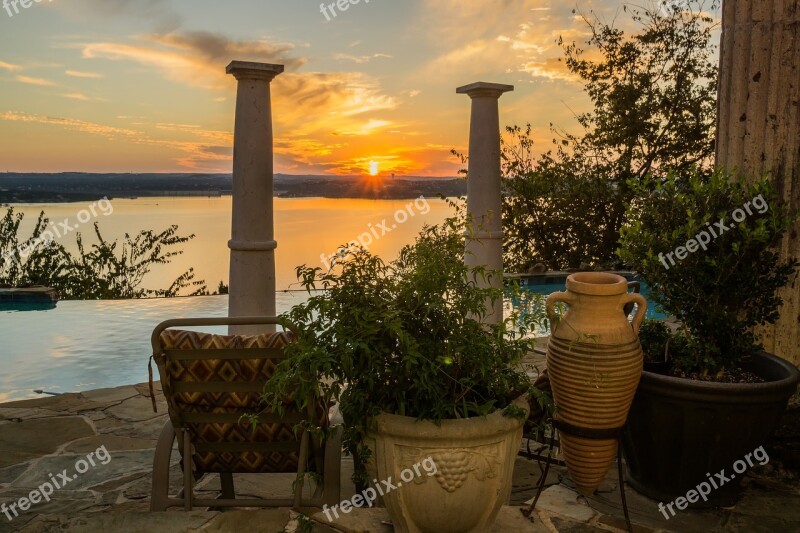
[158,329,326,474]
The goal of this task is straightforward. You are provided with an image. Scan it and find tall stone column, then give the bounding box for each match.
[457,82,514,324]
[226,61,284,334]
[716,0,800,364]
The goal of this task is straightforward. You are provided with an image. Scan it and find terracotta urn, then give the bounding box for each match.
[546,272,646,495]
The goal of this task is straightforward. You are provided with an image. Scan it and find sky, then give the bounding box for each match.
[0,0,716,176]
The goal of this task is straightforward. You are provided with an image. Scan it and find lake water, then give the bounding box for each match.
[5,196,456,292]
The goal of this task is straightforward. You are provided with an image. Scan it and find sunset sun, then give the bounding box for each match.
[369,161,379,176]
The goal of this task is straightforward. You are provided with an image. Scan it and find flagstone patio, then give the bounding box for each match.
[1,364,798,532]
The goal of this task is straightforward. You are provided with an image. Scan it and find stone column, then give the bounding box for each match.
[457,82,514,324]
[226,61,284,334]
[716,0,800,364]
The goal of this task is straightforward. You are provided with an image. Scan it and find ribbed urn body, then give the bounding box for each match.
[546,272,646,495]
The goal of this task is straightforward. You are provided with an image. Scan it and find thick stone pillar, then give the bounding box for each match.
[226,61,284,334]
[457,82,514,324]
[716,0,800,363]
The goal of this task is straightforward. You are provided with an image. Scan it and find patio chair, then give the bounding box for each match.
[148,316,342,511]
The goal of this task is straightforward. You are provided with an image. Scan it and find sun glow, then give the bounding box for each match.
[369,161,379,176]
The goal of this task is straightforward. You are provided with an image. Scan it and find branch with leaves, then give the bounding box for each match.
[0,207,207,299]
[502,1,719,272]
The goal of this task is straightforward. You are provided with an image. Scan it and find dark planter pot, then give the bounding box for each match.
[622,351,800,508]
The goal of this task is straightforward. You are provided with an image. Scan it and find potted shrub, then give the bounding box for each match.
[262,218,543,532]
[618,168,800,507]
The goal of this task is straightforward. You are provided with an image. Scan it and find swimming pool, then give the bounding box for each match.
[517,281,666,321]
[507,274,666,340]
[0,280,666,402]
[0,293,310,403]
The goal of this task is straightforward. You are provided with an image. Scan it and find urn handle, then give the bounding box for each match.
[546,291,575,333]
[622,292,648,335]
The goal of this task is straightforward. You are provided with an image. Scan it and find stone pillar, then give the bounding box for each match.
[226,61,284,334]
[716,0,800,364]
[457,82,514,324]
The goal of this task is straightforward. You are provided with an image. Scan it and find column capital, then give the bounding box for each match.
[226,61,284,82]
[456,82,514,99]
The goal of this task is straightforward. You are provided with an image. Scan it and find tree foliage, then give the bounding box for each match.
[503,1,719,272]
[619,169,797,376]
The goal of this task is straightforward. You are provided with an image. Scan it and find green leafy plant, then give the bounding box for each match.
[261,217,546,484]
[0,207,206,299]
[637,319,692,366]
[637,319,671,364]
[524,374,557,445]
[619,169,798,378]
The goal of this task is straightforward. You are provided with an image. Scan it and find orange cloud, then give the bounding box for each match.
[417,0,603,83]
[333,119,392,137]
[0,111,233,171]
[0,61,21,72]
[62,93,92,101]
[334,53,392,64]
[65,69,105,78]
[79,31,305,90]
[76,32,400,152]
[0,112,139,138]
[274,137,348,168]
[15,75,56,86]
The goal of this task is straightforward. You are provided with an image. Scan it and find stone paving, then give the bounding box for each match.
[1,374,799,532]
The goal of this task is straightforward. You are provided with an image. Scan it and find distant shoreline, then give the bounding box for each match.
[0,173,467,204]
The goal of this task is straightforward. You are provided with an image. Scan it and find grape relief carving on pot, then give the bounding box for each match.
[398,442,504,493]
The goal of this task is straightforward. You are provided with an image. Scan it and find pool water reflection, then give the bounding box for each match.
[0,284,666,403]
[0,293,309,402]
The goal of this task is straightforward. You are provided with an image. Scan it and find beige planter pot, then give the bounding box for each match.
[365,395,529,533]
[546,272,646,495]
